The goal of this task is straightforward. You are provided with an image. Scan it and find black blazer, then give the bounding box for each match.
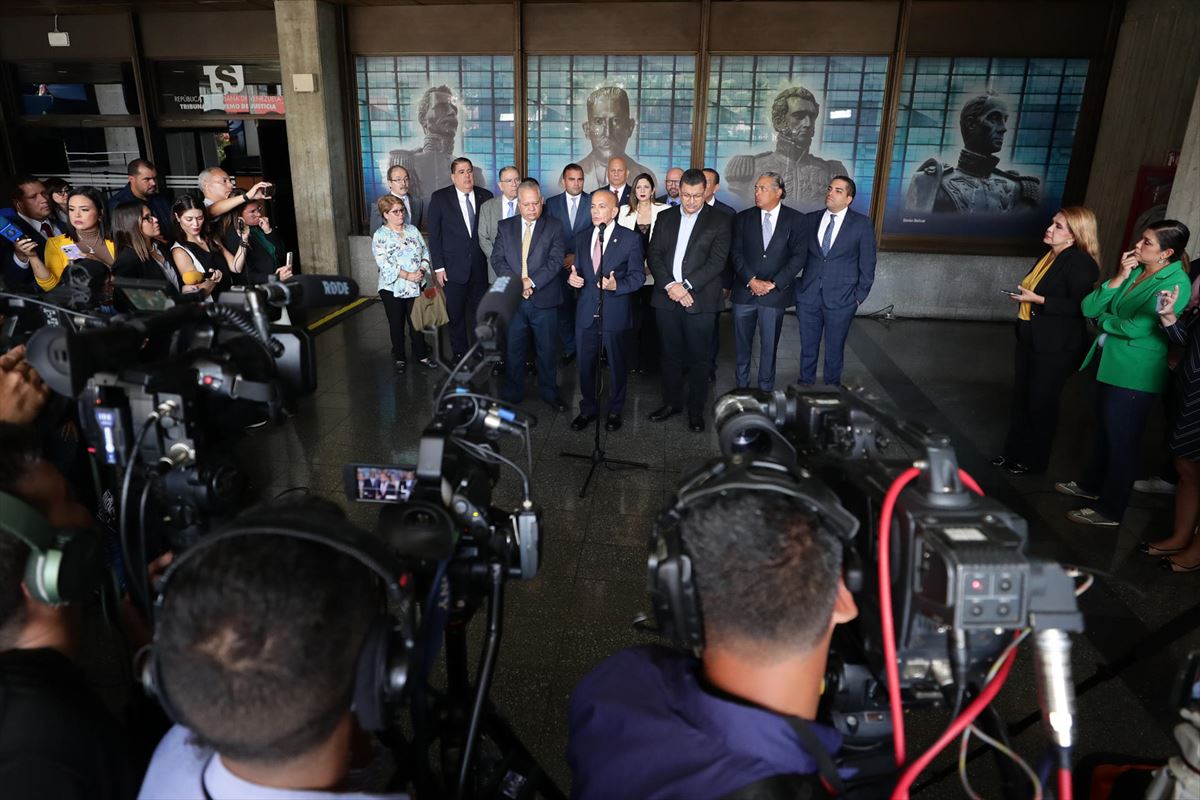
[730,205,805,309]
[491,216,567,309]
[647,205,732,314]
[1022,245,1099,355]
[574,225,645,331]
[426,184,493,285]
[112,245,182,293]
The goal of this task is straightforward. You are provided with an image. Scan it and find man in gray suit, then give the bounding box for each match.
[478,165,523,279]
[385,165,423,229]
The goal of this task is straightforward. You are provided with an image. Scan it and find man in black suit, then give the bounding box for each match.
[647,169,732,432]
[428,157,494,359]
[1,176,63,290]
[385,164,423,229]
[604,157,632,207]
[569,190,646,432]
[656,167,683,206]
[731,172,805,391]
[702,168,736,217]
[544,164,591,364]
[702,167,735,382]
[492,180,568,411]
[795,176,877,386]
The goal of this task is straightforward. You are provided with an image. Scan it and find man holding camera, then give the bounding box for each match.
[567,470,858,798]
[138,497,406,800]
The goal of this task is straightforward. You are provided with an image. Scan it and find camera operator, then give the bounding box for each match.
[567,477,858,799]
[0,423,137,800]
[138,496,406,800]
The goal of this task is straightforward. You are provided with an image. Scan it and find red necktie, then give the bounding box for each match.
[40,222,52,238]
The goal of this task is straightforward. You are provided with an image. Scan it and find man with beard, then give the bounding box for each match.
[905,92,1041,214]
[575,87,655,193]
[727,86,848,213]
[388,85,484,204]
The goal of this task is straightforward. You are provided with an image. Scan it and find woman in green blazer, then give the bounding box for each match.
[1056,219,1192,526]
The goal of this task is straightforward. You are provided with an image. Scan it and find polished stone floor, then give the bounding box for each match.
[238,302,1199,797]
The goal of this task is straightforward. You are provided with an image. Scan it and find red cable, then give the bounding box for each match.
[1057,766,1072,800]
[957,468,984,496]
[878,466,921,767]
[890,645,1019,799]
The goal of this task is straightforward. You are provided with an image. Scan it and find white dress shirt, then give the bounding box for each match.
[817,207,848,251]
[588,223,618,267]
[670,207,701,287]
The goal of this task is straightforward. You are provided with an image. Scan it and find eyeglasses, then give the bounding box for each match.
[141,214,156,221]
[388,177,409,183]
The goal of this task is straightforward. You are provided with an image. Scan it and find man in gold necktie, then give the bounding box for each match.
[490,180,569,411]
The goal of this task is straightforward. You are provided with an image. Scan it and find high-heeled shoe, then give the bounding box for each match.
[1161,556,1200,573]
[1137,541,1187,557]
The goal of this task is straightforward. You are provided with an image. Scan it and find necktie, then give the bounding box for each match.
[821,212,835,256]
[521,221,533,280]
[402,196,411,221]
[465,193,476,236]
[592,229,603,276]
[568,196,577,229]
[507,199,515,219]
[762,212,773,251]
[40,222,52,238]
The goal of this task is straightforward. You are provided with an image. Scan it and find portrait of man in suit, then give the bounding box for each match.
[646,168,732,432]
[388,85,484,205]
[726,86,849,214]
[576,86,656,193]
[427,157,495,359]
[491,180,568,411]
[544,163,592,363]
[568,189,646,432]
[730,172,805,391]
[794,176,877,387]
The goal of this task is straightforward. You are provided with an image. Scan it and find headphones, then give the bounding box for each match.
[139,518,417,734]
[647,455,860,652]
[0,489,102,606]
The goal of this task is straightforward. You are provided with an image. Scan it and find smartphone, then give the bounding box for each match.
[1157,290,1173,313]
[0,222,23,244]
[60,243,85,261]
[285,251,293,271]
[1000,288,1020,297]
[343,463,417,504]
[261,184,275,199]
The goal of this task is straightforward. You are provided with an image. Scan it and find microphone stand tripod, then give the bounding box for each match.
[560,223,649,498]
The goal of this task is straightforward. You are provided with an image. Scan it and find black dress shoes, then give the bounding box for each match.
[605,414,622,432]
[570,414,595,431]
[648,405,682,422]
[688,416,705,433]
[546,397,569,413]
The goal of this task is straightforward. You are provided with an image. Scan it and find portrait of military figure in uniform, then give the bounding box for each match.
[905,92,1041,214]
[726,86,848,213]
[575,86,656,192]
[387,85,484,205]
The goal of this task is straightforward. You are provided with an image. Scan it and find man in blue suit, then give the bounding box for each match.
[731,172,805,391]
[492,180,569,411]
[544,163,591,364]
[569,189,645,432]
[428,157,494,359]
[794,176,876,386]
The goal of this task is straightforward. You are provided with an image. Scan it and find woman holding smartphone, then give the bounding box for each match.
[171,194,245,294]
[30,187,115,303]
[992,207,1100,475]
[1057,219,1192,527]
[222,191,292,285]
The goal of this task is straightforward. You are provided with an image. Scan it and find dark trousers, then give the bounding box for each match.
[558,279,577,356]
[709,313,721,378]
[733,303,785,391]
[659,305,716,417]
[444,278,487,357]
[1081,364,1158,520]
[379,290,428,361]
[577,325,628,416]
[504,302,559,403]
[798,298,856,385]
[629,285,659,373]
[1001,323,1076,472]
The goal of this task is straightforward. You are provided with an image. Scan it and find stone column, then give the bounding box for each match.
[275,0,351,276]
[1166,79,1200,243]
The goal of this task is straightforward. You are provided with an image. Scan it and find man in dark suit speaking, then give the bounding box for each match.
[492,180,568,411]
[568,189,645,433]
[795,176,877,386]
[731,172,805,391]
[427,157,494,359]
[647,168,732,432]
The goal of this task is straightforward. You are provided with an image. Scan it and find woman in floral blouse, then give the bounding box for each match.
[372,195,437,373]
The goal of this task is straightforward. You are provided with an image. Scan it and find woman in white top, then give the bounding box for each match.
[371,194,436,373]
[170,194,246,296]
[616,172,666,374]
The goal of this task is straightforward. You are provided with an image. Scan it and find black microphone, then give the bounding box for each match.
[258,275,359,310]
[474,275,523,352]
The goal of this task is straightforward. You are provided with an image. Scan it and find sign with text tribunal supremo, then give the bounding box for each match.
[162,63,285,116]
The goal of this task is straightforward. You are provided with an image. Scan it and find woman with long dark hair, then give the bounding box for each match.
[615,172,661,374]
[170,194,245,293]
[992,207,1100,475]
[1058,219,1193,527]
[111,201,203,295]
[29,186,115,304]
[42,177,70,229]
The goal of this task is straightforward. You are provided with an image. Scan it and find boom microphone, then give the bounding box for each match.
[258,275,359,310]
[474,275,522,352]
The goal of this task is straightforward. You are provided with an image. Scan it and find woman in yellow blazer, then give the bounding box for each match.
[617,173,666,374]
[1056,219,1192,527]
[29,187,115,305]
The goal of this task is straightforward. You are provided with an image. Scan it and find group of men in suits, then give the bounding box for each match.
[421,155,876,434]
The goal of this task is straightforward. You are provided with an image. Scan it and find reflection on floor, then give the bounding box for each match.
[240,303,1196,796]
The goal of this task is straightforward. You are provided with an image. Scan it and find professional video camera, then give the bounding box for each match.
[655,385,1085,798]
[343,275,560,800]
[1,273,356,577]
